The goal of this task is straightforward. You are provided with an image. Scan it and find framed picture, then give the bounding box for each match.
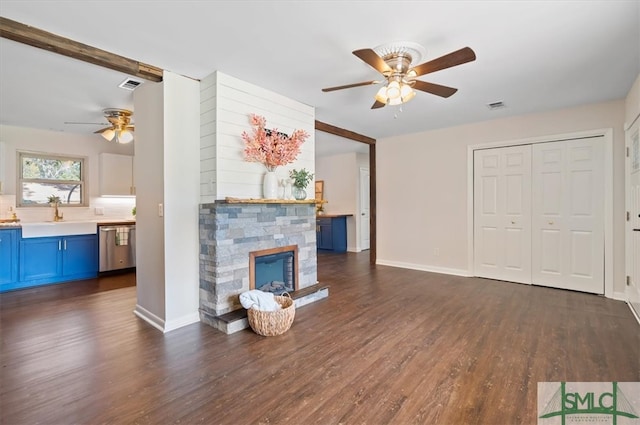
[315,180,324,200]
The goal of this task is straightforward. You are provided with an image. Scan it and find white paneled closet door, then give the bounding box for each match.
[626,121,640,318]
[532,138,605,294]
[474,145,532,284]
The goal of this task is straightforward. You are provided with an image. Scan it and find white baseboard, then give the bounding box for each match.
[133,304,165,332]
[612,291,627,302]
[164,311,200,333]
[375,259,471,277]
[627,302,640,325]
[134,305,200,333]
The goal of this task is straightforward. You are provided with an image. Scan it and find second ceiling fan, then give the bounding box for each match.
[322,42,476,109]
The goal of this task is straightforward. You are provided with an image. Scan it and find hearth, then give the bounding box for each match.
[250,245,298,294]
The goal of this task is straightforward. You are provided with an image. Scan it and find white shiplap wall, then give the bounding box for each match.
[200,71,315,203]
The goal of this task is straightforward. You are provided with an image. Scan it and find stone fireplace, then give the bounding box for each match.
[199,200,323,333]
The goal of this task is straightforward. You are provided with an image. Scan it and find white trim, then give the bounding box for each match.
[612,291,628,302]
[623,111,639,132]
[628,301,640,326]
[376,259,471,277]
[164,312,201,333]
[133,304,165,332]
[466,128,615,298]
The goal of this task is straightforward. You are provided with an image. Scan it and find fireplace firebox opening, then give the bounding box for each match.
[249,245,298,294]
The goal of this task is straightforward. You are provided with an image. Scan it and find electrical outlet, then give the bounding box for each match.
[434,248,440,256]
[95,207,104,215]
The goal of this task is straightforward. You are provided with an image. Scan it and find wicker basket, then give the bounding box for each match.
[247,294,295,336]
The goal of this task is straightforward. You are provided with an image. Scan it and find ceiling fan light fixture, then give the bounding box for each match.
[100,128,115,141]
[386,80,401,99]
[99,108,134,143]
[400,83,414,99]
[375,81,416,105]
[375,86,388,103]
[116,129,134,144]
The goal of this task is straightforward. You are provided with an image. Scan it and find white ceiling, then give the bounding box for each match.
[0,1,638,155]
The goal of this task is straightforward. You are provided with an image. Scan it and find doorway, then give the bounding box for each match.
[359,167,370,251]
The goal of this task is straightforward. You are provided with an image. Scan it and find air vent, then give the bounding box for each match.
[486,100,506,110]
[118,78,143,91]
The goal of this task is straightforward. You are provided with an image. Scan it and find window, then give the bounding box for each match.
[18,152,86,207]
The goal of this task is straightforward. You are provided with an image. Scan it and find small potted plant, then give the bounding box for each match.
[289,168,314,200]
[47,195,61,206]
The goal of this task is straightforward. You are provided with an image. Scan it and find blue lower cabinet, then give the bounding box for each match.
[62,235,98,277]
[316,216,347,253]
[7,234,98,291]
[19,237,62,282]
[0,229,20,289]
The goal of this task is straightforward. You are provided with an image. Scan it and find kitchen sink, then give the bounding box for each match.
[21,221,98,238]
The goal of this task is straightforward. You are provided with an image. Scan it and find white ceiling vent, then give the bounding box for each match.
[486,100,506,110]
[118,77,143,91]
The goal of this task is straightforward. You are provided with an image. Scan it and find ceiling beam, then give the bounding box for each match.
[314,120,376,145]
[0,17,163,82]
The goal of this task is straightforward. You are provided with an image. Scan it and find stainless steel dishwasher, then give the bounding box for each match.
[99,224,136,272]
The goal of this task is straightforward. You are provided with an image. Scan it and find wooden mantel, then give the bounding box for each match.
[221,197,322,204]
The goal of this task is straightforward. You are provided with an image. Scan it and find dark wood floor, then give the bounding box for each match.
[1,253,638,424]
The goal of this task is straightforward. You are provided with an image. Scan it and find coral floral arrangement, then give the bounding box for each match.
[241,114,309,171]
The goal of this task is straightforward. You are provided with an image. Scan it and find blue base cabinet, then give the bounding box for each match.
[0,229,20,289]
[19,236,62,282]
[316,216,348,253]
[6,234,98,291]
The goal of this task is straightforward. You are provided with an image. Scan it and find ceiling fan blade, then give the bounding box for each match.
[353,49,392,74]
[412,80,459,98]
[411,47,476,77]
[65,121,109,125]
[322,80,378,92]
[371,100,386,109]
[94,127,112,134]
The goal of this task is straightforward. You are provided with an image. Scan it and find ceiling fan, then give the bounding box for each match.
[94,108,134,144]
[322,42,476,109]
[66,108,134,144]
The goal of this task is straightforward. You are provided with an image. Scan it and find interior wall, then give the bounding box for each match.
[377,99,627,295]
[162,72,200,331]
[200,71,315,202]
[0,124,135,221]
[133,79,166,328]
[132,72,201,332]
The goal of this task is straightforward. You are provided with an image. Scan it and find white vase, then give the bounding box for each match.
[263,171,278,199]
[283,179,293,200]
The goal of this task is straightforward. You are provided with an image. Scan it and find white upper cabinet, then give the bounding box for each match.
[100,153,135,196]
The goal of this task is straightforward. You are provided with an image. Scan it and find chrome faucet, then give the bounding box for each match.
[53,203,63,222]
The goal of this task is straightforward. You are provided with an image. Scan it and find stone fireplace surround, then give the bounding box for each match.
[199,200,326,333]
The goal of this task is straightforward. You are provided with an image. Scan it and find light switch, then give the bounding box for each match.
[158,203,164,217]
